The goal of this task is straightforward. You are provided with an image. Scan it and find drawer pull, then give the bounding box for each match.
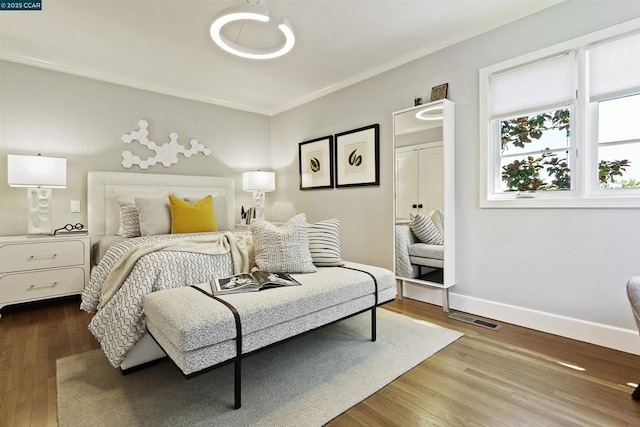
[28,282,58,290]
[28,253,58,261]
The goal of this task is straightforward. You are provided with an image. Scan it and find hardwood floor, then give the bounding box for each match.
[1,296,639,426]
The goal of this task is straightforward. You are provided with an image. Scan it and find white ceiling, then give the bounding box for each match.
[0,0,562,116]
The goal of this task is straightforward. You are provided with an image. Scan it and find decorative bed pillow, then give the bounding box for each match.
[116,200,141,238]
[136,197,171,236]
[184,196,228,231]
[429,209,444,238]
[170,195,217,234]
[307,218,344,267]
[251,213,316,273]
[113,188,167,237]
[409,213,444,245]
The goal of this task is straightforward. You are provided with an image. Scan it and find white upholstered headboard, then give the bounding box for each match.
[88,171,236,236]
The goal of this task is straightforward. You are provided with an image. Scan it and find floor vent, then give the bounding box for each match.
[448,312,501,330]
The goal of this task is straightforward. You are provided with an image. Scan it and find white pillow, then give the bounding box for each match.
[409,213,443,245]
[251,214,316,273]
[429,209,444,238]
[307,218,344,267]
[136,197,171,236]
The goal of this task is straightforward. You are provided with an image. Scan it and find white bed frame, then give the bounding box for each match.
[87,171,237,371]
[88,171,236,236]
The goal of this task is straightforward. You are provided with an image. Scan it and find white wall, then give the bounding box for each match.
[0,60,271,236]
[271,0,640,354]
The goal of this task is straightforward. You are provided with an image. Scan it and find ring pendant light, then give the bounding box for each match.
[415,105,444,121]
[210,2,295,60]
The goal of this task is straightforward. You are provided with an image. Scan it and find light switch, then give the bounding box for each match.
[70,200,81,213]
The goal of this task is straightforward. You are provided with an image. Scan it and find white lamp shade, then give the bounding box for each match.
[7,154,67,188]
[242,171,275,192]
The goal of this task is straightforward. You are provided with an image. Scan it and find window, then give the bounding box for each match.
[480,18,640,207]
[596,94,640,189]
[589,32,640,192]
[499,107,571,193]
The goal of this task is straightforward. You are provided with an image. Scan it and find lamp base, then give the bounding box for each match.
[27,187,53,234]
[252,191,266,220]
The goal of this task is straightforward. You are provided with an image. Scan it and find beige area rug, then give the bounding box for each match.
[57,308,462,426]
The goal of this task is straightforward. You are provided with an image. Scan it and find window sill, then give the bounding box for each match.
[481,193,640,208]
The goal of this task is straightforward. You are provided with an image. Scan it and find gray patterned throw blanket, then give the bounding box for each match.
[81,231,253,367]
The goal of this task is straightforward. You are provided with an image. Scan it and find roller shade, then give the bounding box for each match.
[490,51,576,118]
[589,31,640,102]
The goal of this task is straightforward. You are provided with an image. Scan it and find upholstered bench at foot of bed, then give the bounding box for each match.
[143,262,396,408]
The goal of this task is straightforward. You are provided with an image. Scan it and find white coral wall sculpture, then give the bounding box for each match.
[121,119,211,169]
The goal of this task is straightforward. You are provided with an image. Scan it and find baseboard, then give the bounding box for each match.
[403,284,640,356]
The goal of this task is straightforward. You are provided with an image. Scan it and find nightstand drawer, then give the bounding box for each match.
[0,267,85,304]
[0,240,85,273]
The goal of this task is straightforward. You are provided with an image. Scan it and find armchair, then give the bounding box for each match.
[626,277,640,400]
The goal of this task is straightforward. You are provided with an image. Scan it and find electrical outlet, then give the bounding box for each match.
[70,200,81,213]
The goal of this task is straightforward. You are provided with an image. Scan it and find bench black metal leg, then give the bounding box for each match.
[234,358,242,409]
[371,307,377,342]
[632,383,640,401]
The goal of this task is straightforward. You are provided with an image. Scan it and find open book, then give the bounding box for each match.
[212,270,300,295]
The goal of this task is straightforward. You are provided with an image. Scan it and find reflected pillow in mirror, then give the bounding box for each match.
[429,209,444,238]
[409,213,443,245]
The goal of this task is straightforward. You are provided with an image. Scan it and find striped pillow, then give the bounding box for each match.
[409,213,443,245]
[307,218,344,267]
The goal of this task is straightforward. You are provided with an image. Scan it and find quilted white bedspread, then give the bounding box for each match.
[81,231,248,367]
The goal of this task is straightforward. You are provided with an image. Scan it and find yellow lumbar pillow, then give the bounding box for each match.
[169,194,217,234]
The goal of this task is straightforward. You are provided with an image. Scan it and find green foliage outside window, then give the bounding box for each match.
[500,108,631,191]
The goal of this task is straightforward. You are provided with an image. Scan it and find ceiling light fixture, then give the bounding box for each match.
[210,1,295,60]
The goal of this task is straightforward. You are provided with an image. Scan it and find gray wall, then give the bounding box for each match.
[271,0,640,338]
[0,61,271,236]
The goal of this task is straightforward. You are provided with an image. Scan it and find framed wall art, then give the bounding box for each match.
[299,135,334,190]
[430,83,448,102]
[334,124,380,188]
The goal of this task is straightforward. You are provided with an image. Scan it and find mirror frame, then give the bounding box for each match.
[392,99,455,309]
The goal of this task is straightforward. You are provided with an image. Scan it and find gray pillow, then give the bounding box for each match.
[251,213,316,273]
[136,197,171,236]
[307,218,344,267]
[409,213,443,245]
[116,200,141,238]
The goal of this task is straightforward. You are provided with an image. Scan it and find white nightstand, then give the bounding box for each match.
[0,235,90,318]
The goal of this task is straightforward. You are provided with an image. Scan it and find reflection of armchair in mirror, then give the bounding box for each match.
[393,100,455,311]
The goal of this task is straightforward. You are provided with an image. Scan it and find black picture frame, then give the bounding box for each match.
[299,135,334,190]
[334,124,380,188]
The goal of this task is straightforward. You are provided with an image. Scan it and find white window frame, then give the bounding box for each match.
[479,17,640,208]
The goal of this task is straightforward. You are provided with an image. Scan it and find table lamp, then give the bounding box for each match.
[242,171,275,220]
[7,154,67,234]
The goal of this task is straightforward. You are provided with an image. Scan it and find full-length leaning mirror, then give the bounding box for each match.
[393,99,455,311]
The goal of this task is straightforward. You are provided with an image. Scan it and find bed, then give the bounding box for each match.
[82,171,245,370]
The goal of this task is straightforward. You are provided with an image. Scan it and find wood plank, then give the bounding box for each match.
[1,296,640,426]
